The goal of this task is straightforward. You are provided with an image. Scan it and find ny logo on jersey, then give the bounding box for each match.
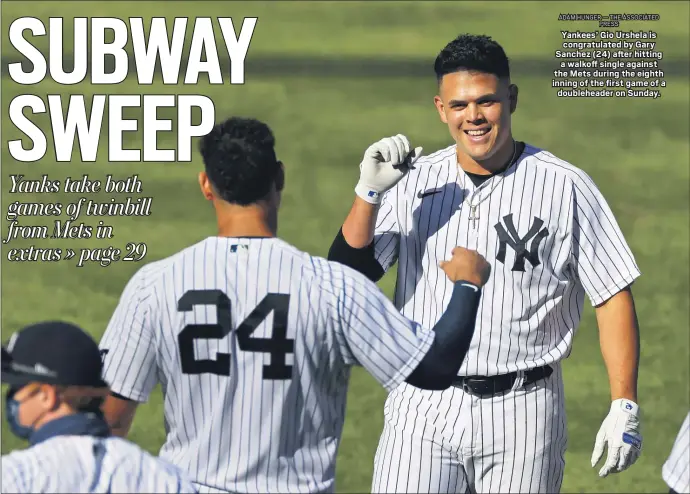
[494,214,549,272]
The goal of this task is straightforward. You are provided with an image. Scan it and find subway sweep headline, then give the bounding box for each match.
[7,17,257,163]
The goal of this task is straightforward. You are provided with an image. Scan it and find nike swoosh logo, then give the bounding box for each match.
[417,189,442,199]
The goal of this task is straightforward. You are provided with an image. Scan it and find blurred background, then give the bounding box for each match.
[1,2,688,492]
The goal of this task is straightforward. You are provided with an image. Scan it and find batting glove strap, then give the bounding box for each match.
[355,183,384,204]
[613,398,640,416]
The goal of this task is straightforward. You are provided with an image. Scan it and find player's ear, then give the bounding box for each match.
[433,95,448,124]
[508,84,518,114]
[198,172,214,201]
[40,384,59,412]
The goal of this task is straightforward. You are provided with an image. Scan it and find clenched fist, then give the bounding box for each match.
[355,134,423,204]
[439,247,491,287]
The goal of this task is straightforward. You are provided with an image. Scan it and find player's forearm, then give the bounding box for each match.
[328,198,385,281]
[595,287,640,402]
[341,197,380,248]
[102,394,138,438]
[405,282,482,390]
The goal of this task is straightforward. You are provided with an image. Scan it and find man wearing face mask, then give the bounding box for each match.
[1,320,198,493]
[328,33,643,493]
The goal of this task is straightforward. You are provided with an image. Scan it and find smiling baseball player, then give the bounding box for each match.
[328,33,643,493]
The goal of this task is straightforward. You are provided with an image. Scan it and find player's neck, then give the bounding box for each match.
[215,205,276,238]
[457,137,516,175]
[216,216,275,238]
[32,406,73,432]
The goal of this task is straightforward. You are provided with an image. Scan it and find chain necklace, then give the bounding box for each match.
[465,140,519,230]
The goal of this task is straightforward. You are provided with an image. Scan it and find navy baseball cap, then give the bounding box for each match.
[1,321,108,389]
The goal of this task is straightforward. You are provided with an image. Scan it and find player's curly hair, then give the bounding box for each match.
[198,117,283,206]
[434,34,510,82]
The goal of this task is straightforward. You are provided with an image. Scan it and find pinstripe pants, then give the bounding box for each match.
[372,364,567,493]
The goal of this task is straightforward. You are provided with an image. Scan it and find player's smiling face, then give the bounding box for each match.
[434,70,517,162]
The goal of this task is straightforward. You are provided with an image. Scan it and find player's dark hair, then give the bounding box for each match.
[198,117,283,206]
[434,34,510,82]
[55,386,106,414]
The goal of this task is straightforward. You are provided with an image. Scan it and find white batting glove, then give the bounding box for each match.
[354,134,423,204]
[591,399,642,477]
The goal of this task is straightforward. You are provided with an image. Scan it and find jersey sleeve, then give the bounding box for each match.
[99,266,158,402]
[330,265,434,392]
[568,172,641,306]
[372,187,402,273]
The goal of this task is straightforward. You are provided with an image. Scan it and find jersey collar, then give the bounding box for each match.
[454,141,526,193]
[30,412,111,446]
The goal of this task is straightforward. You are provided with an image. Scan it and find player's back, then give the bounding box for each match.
[1,434,196,493]
[126,237,358,493]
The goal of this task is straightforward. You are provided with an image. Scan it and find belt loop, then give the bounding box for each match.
[510,370,525,391]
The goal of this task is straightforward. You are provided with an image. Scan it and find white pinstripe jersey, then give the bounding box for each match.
[1,434,197,493]
[374,142,641,377]
[99,236,434,493]
[663,412,690,494]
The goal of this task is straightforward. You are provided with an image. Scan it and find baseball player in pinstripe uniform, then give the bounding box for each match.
[1,320,196,493]
[98,116,493,493]
[663,412,689,494]
[328,34,644,493]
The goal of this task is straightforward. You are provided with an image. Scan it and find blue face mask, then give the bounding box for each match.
[5,388,34,440]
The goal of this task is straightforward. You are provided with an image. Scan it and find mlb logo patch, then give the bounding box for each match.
[230,244,249,253]
[368,191,378,198]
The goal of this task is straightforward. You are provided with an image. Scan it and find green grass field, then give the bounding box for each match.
[1,2,689,492]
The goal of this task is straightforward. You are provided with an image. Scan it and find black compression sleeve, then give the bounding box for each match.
[405,282,482,390]
[327,227,384,282]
